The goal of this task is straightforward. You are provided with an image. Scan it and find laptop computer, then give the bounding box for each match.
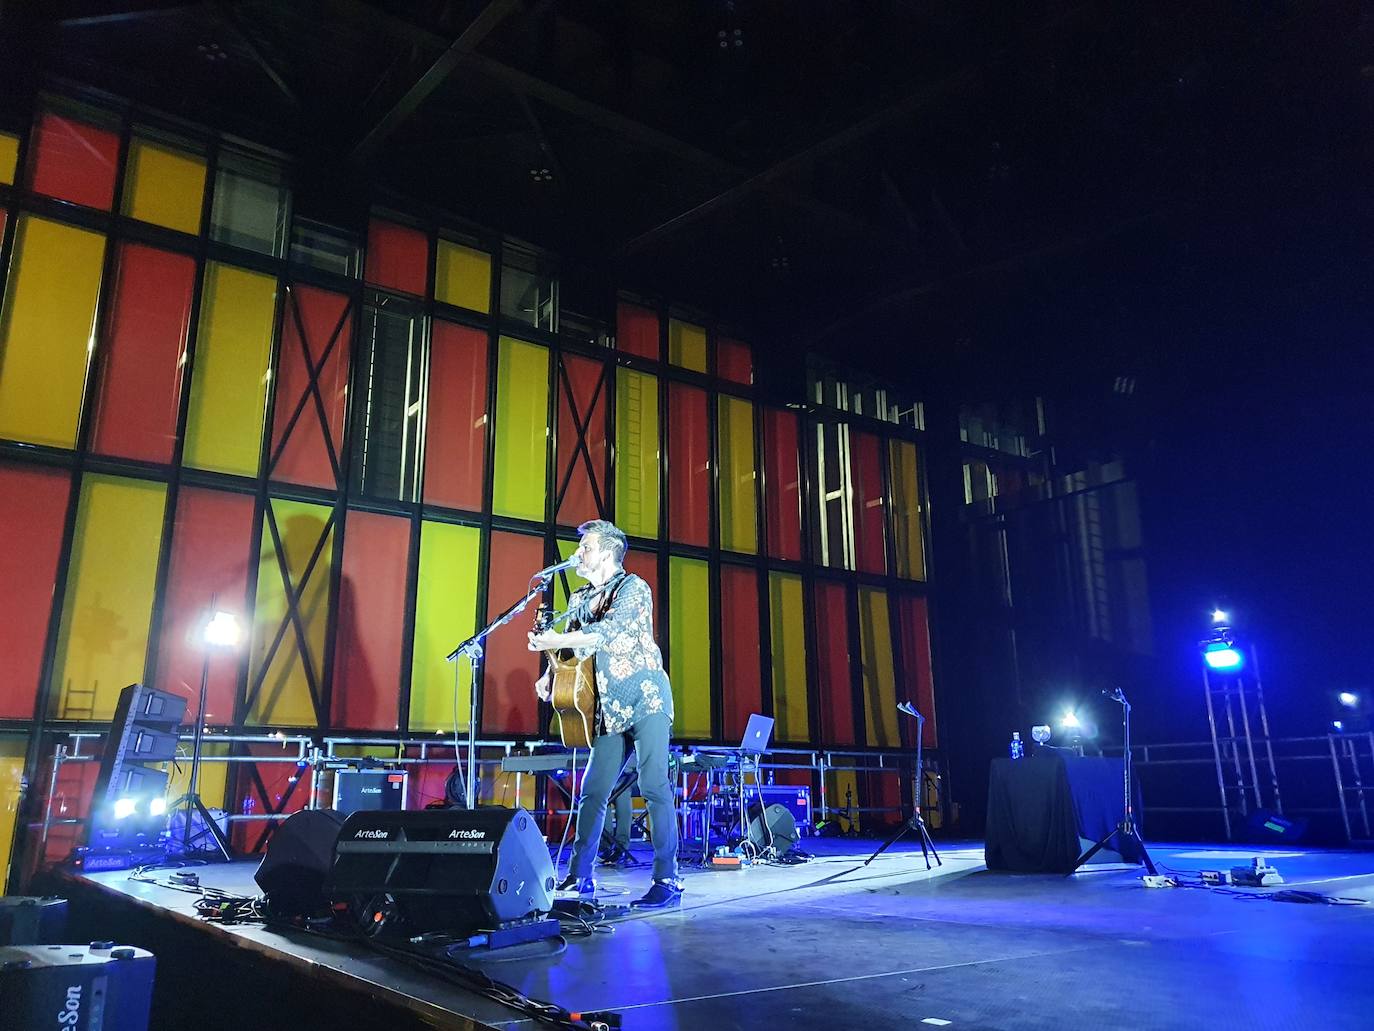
[738,713,775,755]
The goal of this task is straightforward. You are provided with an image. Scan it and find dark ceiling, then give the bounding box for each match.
[2,0,1371,402]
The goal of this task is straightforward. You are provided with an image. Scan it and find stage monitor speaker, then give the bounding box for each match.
[87,684,188,853]
[747,802,799,855]
[328,807,554,936]
[0,897,68,945]
[0,943,155,1031]
[254,808,348,918]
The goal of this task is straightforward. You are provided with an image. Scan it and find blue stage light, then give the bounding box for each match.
[1338,691,1359,708]
[1202,642,1244,671]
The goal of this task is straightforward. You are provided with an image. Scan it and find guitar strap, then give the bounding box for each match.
[583,570,631,625]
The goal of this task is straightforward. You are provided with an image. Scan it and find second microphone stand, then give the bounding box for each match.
[865,702,941,870]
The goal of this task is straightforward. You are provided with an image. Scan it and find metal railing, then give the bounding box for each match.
[1103,731,1374,844]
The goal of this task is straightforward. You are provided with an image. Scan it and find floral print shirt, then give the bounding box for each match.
[567,573,674,735]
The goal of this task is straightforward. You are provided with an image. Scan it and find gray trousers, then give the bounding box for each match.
[570,714,677,881]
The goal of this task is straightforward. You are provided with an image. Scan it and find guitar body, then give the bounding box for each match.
[547,650,597,748]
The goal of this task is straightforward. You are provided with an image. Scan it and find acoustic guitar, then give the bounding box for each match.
[533,607,597,748]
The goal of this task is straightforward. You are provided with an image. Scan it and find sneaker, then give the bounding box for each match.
[632,878,683,909]
[555,875,596,897]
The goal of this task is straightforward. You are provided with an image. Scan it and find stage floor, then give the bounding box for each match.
[56,836,1374,1030]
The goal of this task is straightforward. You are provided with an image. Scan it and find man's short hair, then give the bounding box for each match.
[577,519,627,563]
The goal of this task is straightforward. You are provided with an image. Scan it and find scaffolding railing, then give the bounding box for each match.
[1102,731,1374,844]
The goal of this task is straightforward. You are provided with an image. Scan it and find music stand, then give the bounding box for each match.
[865,702,941,870]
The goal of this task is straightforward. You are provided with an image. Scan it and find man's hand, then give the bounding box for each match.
[534,670,551,702]
[528,630,561,652]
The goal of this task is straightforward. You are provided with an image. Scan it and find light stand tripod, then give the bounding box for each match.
[1069,687,1157,876]
[865,702,941,870]
[168,600,236,862]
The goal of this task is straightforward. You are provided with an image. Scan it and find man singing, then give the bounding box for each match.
[527,519,683,909]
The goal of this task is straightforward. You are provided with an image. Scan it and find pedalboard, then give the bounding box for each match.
[1230,858,1284,887]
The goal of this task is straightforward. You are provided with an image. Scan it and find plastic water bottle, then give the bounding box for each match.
[1010,731,1024,759]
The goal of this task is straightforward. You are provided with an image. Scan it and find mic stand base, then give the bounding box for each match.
[1069,819,1157,877]
[864,811,942,871]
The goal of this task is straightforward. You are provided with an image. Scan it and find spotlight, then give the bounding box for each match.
[1202,642,1244,671]
[1211,609,1229,624]
[149,797,167,817]
[1333,720,1345,732]
[1338,692,1359,708]
[113,798,138,820]
[1061,711,1081,729]
[203,610,241,647]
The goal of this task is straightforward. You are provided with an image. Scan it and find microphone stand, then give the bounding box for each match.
[865,703,941,870]
[1068,687,1157,876]
[445,575,555,808]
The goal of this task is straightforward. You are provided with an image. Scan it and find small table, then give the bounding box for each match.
[984,751,1144,873]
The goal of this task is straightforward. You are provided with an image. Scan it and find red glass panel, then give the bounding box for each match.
[622,550,661,640]
[332,510,410,730]
[270,284,353,488]
[365,218,429,296]
[0,463,70,718]
[897,595,936,748]
[481,531,544,735]
[717,336,752,385]
[813,580,855,746]
[763,407,802,561]
[556,354,608,526]
[28,111,119,210]
[90,243,194,464]
[616,302,659,360]
[853,431,886,574]
[668,382,709,546]
[720,564,761,741]
[41,756,100,863]
[153,487,255,722]
[230,747,311,853]
[424,320,488,511]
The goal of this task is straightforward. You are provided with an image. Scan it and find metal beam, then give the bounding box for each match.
[55,1,202,29]
[620,66,979,255]
[211,0,298,108]
[335,0,871,237]
[350,0,520,164]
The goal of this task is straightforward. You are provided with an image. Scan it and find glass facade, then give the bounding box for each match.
[0,93,935,878]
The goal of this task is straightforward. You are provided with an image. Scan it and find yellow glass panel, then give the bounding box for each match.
[768,572,808,742]
[164,740,230,804]
[890,440,926,580]
[436,240,491,313]
[409,520,481,732]
[246,498,333,726]
[0,132,19,185]
[668,318,707,372]
[614,369,659,538]
[668,556,712,738]
[858,587,900,747]
[122,138,206,234]
[717,395,757,554]
[1,738,25,885]
[51,475,167,719]
[492,337,548,521]
[184,263,277,476]
[0,216,105,448]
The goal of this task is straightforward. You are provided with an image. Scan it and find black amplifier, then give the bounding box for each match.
[0,896,68,945]
[331,768,407,814]
[0,943,155,1031]
[328,807,554,934]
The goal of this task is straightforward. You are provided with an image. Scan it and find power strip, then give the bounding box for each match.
[1141,875,1177,888]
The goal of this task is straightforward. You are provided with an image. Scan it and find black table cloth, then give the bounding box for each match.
[984,751,1144,872]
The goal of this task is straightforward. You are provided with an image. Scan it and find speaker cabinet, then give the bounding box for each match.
[328,807,554,935]
[254,808,348,918]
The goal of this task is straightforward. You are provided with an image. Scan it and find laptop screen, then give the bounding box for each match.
[739,713,775,754]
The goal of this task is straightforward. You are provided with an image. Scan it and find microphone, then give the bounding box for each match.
[532,556,578,580]
[896,701,920,718]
